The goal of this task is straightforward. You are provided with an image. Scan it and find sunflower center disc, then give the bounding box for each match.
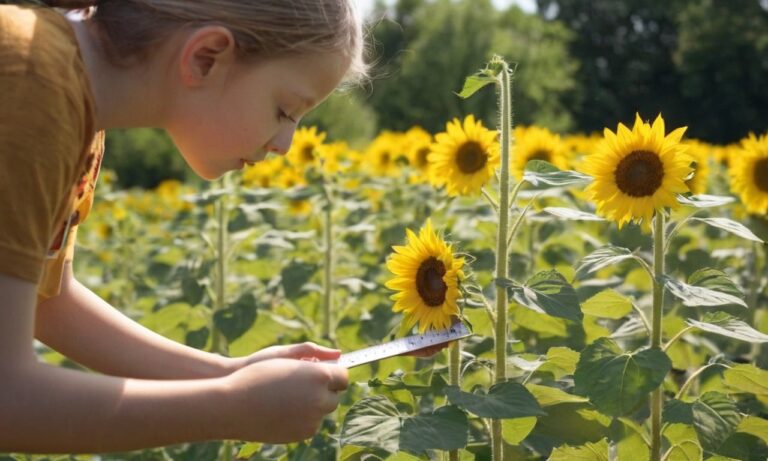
[381,152,391,165]
[417,147,430,168]
[302,145,314,162]
[456,141,488,174]
[754,158,768,193]
[529,149,551,162]
[615,150,664,197]
[416,257,447,307]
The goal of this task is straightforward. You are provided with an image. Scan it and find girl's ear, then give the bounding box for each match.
[179,26,236,87]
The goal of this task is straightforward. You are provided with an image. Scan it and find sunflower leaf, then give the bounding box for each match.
[573,338,671,417]
[677,194,736,208]
[399,406,469,454]
[691,217,764,243]
[688,268,744,299]
[663,277,748,308]
[444,382,546,418]
[575,246,637,280]
[687,313,768,343]
[542,207,605,221]
[522,162,593,188]
[691,392,742,453]
[340,396,402,453]
[510,270,583,322]
[456,74,497,99]
[549,439,609,461]
[723,364,768,395]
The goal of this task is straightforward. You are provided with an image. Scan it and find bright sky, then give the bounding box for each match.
[357,0,537,17]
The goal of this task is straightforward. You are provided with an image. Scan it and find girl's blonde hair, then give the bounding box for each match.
[43,0,367,84]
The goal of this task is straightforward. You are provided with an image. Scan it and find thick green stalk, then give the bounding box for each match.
[449,341,461,461]
[210,186,229,356]
[322,183,334,341]
[492,60,513,461]
[650,212,666,461]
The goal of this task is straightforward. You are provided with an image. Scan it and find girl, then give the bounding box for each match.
[0,0,365,454]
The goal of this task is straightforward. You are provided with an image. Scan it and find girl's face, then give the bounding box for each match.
[167,45,350,180]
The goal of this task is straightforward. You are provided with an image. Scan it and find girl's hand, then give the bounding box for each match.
[221,358,348,443]
[229,342,341,370]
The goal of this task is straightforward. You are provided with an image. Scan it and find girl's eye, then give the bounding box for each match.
[278,108,296,123]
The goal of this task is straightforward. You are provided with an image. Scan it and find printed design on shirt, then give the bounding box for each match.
[46,141,104,260]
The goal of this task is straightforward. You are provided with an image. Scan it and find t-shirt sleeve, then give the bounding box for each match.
[0,72,84,284]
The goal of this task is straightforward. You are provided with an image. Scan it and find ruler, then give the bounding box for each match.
[326,322,473,368]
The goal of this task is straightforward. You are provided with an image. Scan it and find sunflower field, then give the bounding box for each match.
[9,57,768,461]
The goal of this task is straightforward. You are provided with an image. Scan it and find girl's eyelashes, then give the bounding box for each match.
[278,108,297,123]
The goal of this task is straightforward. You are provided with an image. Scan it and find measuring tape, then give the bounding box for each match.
[326,322,473,368]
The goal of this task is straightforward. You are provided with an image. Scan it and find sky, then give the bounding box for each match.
[357,0,537,17]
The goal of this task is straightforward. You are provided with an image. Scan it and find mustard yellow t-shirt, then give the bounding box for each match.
[0,4,105,302]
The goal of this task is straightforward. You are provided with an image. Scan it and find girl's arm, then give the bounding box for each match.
[0,272,229,453]
[35,262,240,380]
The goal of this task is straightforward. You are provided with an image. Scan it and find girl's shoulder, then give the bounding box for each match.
[0,4,83,85]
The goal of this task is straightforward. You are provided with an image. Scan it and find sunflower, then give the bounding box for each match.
[242,157,284,188]
[385,219,465,333]
[729,132,768,215]
[365,131,404,177]
[429,115,500,196]
[404,126,434,184]
[583,114,693,229]
[286,126,327,170]
[684,139,711,195]
[512,125,570,179]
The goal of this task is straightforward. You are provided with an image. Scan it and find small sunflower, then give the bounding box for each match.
[286,126,327,170]
[242,157,284,188]
[385,219,465,333]
[429,115,500,196]
[729,132,768,215]
[512,125,570,179]
[365,131,404,177]
[583,113,693,229]
[404,126,434,184]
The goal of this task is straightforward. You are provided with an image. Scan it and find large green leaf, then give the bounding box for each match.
[723,364,768,396]
[502,417,538,445]
[575,246,637,280]
[663,423,703,461]
[213,293,258,342]
[399,406,469,454]
[526,383,589,407]
[542,207,605,221]
[687,269,744,299]
[510,270,583,322]
[581,289,633,319]
[664,399,694,425]
[691,392,742,453]
[444,382,546,418]
[663,277,747,308]
[456,73,497,99]
[611,418,650,461]
[574,338,671,417]
[737,416,768,444]
[688,313,768,344]
[537,346,580,379]
[522,161,593,188]
[340,396,401,453]
[280,259,318,299]
[691,217,764,243]
[677,194,735,208]
[549,439,609,460]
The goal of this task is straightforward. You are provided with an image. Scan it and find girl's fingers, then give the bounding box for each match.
[292,342,341,360]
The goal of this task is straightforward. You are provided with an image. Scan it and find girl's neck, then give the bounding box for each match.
[69,18,171,131]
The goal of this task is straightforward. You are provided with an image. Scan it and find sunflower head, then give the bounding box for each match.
[385,219,465,333]
[286,126,327,170]
[583,113,693,230]
[729,131,768,215]
[404,126,434,183]
[365,131,405,177]
[684,139,711,195]
[429,115,500,196]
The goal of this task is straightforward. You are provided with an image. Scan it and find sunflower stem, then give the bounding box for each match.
[322,181,335,343]
[449,340,461,461]
[650,211,666,461]
[210,174,229,357]
[482,187,500,211]
[675,363,729,400]
[492,58,513,461]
